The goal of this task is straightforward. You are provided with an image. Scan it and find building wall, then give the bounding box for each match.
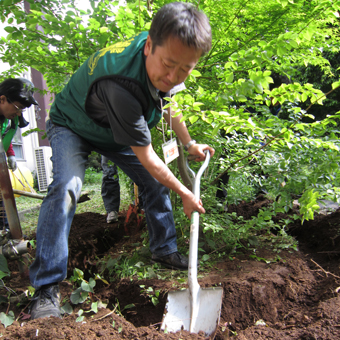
[31,69,51,148]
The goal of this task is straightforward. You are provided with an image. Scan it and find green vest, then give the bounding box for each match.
[1,117,18,152]
[50,32,162,152]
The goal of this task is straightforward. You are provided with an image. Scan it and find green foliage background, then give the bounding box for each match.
[1,0,340,252]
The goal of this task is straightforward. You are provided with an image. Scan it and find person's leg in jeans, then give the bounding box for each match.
[101,148,187,269]
[30,121,92,287]
[30,121,91,319]
[29,120,93,319]
[101,155,120,223]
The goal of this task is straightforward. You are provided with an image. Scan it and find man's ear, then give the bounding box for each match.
[144,35,152,57]
[0,95,6,104]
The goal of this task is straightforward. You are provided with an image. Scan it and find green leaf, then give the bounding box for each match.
[302,28,312,41]
[224,72,234,83]
[99,27,109,34]
[89,277,96,289]
[123,303,135,310]
[332,81,340,90]
[72,268,84,281]
[288,39,298,48]
[81,281,94,293]
[76,315,84,322]
[70,287,88,304]
[188,116,199,124]
[86,301,98,314]
[0,255,9,274]
[277,45,286,56]
[202,254,210,261]
[151,297,159,306]
[4,26,15,33]
[61,302,73,315]
[0,311,15,328]
[190,70,201,77]
[0,271,9,280]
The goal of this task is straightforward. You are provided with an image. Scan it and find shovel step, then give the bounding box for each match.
[161,286,223,336]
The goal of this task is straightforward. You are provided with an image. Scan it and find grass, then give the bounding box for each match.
[15,168,132,236]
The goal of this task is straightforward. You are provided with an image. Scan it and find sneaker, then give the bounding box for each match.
[151,251,188,270]
[30,284,61,320]
[107,211,118,223]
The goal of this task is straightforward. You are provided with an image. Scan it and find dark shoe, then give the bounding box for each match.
[30,284,61,320]
[151,251,188,270]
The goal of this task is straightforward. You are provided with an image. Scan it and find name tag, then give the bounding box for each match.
[162,138,179,165]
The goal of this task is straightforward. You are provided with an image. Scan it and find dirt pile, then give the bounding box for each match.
[0,203,339,339]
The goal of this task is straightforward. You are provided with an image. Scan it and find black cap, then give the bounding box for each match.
[0,77,39,107]
[16,77,39,106]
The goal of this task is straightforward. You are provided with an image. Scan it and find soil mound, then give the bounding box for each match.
[0,202,340,339]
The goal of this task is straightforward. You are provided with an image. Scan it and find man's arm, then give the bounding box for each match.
[163,107,215,161]
[131,144,205,219]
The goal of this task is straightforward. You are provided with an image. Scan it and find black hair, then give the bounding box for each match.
[0,78,37,108]
[149,2,212,55]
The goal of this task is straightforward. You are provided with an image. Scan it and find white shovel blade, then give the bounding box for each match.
[161,287,223,336]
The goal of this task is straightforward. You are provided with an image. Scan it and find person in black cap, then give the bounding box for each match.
[0,77,39,229]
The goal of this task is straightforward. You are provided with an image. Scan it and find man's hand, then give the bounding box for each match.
[181,191,205,219]
[187,143,215,162]
[7,156,17,171]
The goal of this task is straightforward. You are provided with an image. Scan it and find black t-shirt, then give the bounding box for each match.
[86,79,151,146]
[86,78,185,147]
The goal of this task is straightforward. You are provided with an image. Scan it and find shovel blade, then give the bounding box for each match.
[161,287,223,336]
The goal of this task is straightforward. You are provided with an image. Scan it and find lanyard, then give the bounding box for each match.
[161,99,172,143]
[160,99,179,165]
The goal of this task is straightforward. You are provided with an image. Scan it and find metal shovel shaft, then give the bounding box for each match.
[188,151,211,332]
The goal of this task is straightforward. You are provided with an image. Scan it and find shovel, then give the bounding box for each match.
[161,150,223,336]
[124,183,144,234]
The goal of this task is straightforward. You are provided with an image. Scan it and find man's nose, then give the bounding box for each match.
[167,68,179,84]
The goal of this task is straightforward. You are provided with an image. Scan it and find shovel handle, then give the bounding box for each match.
[186,150,211,198]
[187,154,200,162]
[187,150,211,305]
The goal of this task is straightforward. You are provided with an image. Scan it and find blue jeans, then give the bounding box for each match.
[29,120,178,288]
[101,156,120,213]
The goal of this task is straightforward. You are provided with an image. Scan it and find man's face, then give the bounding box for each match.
[0,96,24,120]
[144,35,202,93]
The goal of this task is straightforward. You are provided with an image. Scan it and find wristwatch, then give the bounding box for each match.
[184,140,196,151]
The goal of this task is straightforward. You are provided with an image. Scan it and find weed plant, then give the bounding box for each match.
[14,159,299,274]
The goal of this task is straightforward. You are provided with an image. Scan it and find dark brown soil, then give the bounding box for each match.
[1,198,340,340]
